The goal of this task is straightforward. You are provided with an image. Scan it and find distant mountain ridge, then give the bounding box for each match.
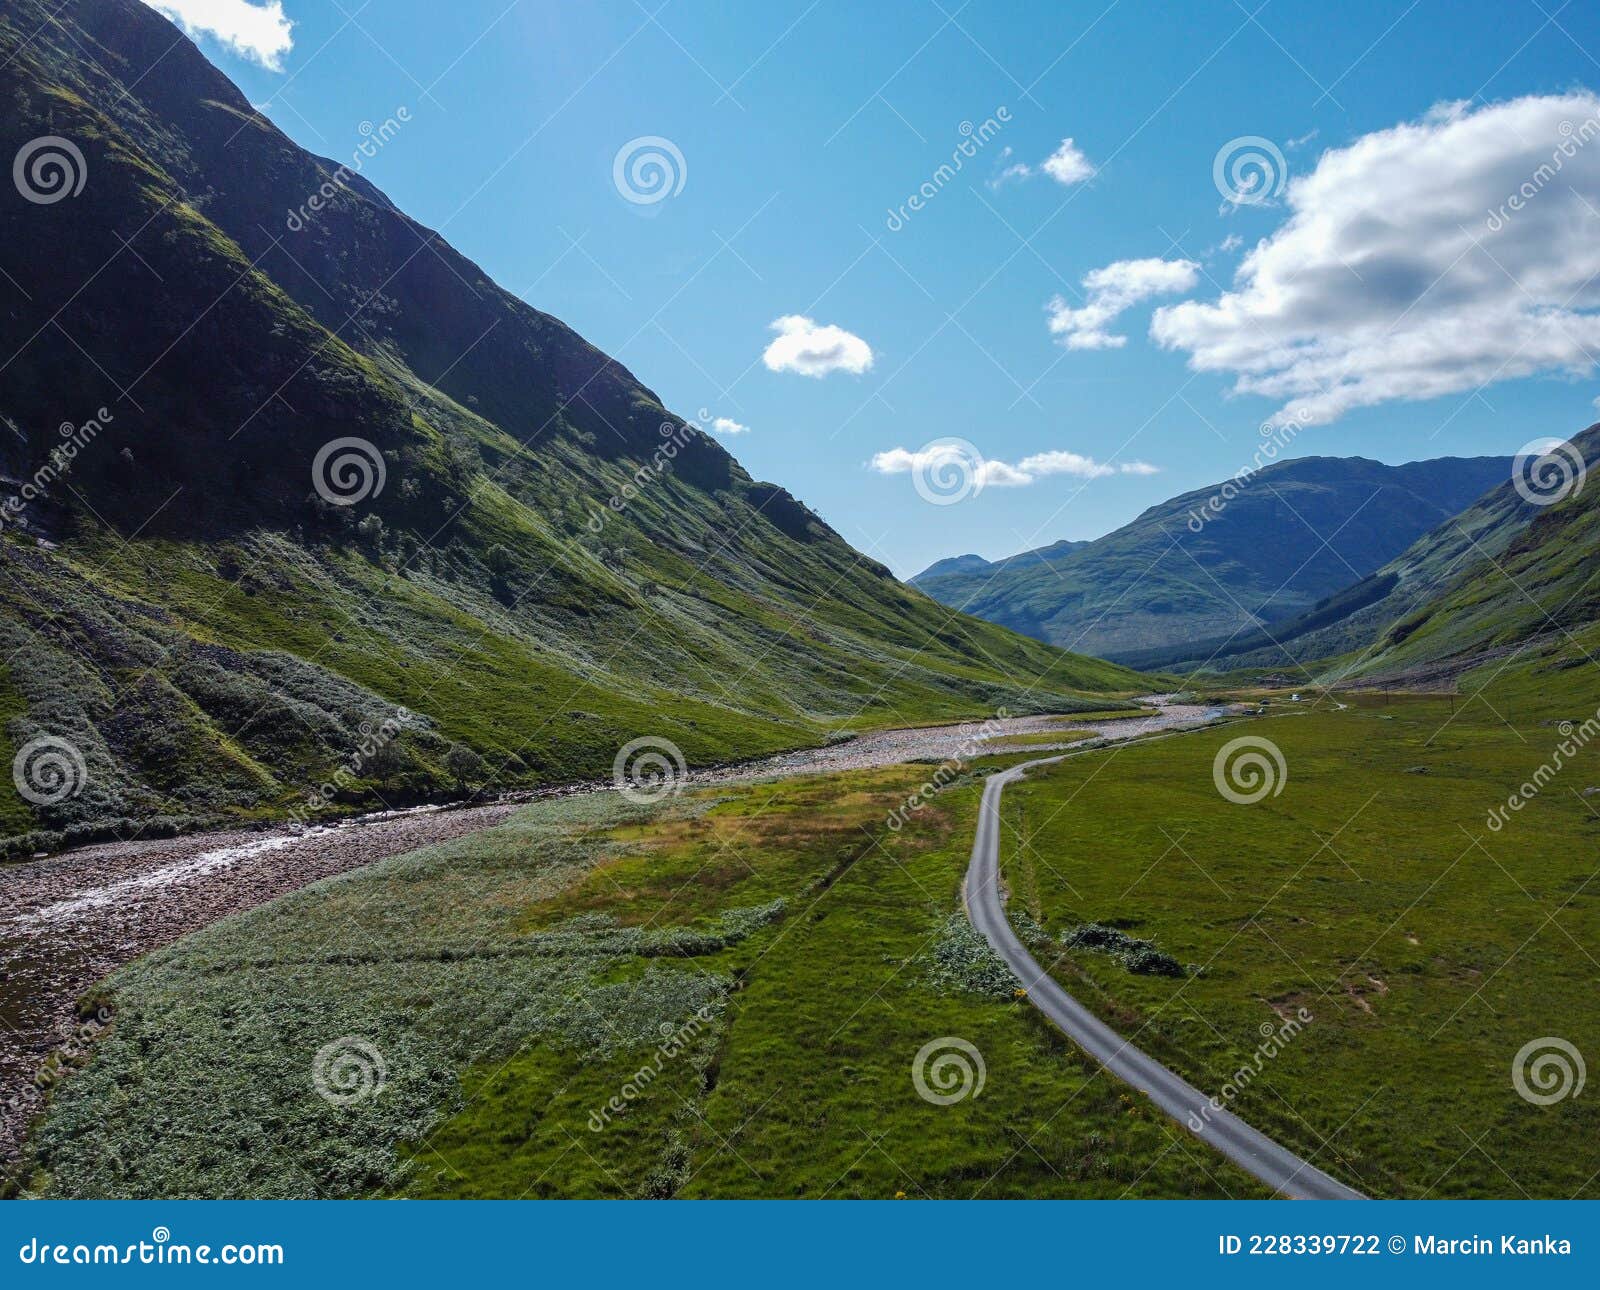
[912,540,1089,585]
[912,454,1514,661]
[1109,425,1600,683]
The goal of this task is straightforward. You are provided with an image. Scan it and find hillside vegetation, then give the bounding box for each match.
[912,455,1511,661]
[1134,425,1600,683]
[0,0,1141,851]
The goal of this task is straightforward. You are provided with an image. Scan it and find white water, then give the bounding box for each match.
[16,803,450,926]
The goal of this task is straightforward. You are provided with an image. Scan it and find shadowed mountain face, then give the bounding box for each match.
[0,0,1143,850]
[911,455,1513,662]
[1117,426,1600,682]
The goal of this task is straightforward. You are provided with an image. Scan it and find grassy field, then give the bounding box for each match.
[23,763,1257,1200]
[26,642,1600,1199]
[999,657,1600,1198]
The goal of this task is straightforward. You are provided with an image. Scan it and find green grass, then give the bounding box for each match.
[28,647,1600,1199]
[25,765,1257,1200]
[0,666,37,839]
[997,659,1600,1198]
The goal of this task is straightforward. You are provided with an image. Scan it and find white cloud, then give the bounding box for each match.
[710,416,749,435]
[762,315,874,378]
[146,0,294,71]
[1047,257,1200,350]
[1152,94,1600,427]
[1041,137,1095,185]
[987,147,1032,188]
[987,138,1095,188]
[869,445,1156,486]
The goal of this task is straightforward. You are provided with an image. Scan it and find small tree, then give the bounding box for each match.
[445,744,489,795]
[364,737,407,786]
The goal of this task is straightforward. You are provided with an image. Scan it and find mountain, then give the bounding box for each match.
[0,0,1143,853]
[910,540,1089,587]
[1314,426,1600,685]
[1120,425,1600,682]
[914,554,999,582]
[912,455,1513,661]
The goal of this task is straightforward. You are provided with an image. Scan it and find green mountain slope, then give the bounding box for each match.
[913,455,1512,661]
[0,0,1142,851]
[1132,426,1600,680]
[1327,427,1600,684]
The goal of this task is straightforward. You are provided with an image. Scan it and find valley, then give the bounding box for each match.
[0,698,1214,1176]
[3,0,1599,1216]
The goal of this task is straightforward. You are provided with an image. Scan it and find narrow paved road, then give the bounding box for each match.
[964,754,1364,1200]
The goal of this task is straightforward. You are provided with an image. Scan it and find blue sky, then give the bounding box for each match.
[153,0,1600,576]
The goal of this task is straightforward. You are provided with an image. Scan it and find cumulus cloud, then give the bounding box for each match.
[710,416,748,435]
[1152,93,1600,427]
[1041,137,1096,185]
[145,0,294,70]
[869,445,1156,486]
[1047,257,1200,350]
[762,315,874,378]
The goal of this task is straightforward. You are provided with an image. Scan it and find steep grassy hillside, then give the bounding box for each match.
[1136,425,1600,681]
[913,455,1511,660]
[0,0,1141,852]
[1341,432,1600,683]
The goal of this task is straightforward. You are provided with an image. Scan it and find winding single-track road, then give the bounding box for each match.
[964,753,1364,1200]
